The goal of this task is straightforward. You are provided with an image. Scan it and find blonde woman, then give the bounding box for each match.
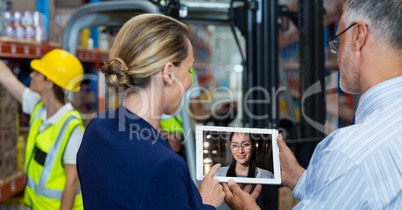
[77,14,224,209]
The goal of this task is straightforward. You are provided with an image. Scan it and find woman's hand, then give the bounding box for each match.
[223,180,261,210]
[198,164,225,208]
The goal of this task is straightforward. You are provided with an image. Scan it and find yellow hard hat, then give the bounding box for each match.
[30,49,84,92]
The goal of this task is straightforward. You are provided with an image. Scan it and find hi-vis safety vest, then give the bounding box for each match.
[24,101,84,209]
[161,67,195,134]
[160,116,183,134]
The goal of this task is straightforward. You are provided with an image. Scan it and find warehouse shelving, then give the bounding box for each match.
[0,40,108,65]
[0,172,25,202]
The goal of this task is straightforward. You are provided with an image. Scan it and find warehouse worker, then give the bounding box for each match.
[0,49,84,210]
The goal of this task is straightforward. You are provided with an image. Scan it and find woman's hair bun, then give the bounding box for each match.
[101,58,133,90]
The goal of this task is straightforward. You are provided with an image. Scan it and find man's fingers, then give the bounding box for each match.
[227,179,242,192]
[204,164,221,179]
[277,134,289,152]
[242,184,262,200]
[243,184,253,193]
[251,184,262,200]
[222,183,232,196]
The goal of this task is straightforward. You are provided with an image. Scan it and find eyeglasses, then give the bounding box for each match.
[326,22,357,54]
[230,142,252,151]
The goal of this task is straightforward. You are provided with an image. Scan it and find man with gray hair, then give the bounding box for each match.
[222,0,402,209]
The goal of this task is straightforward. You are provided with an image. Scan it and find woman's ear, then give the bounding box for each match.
[162,62,174,86]
[45,80,54,89]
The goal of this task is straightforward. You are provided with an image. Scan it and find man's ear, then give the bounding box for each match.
[354,22,368,51]
[162,62,175,86]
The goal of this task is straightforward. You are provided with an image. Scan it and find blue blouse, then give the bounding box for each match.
[77,105,215,210]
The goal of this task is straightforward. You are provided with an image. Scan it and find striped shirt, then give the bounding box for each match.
[293,76,402,209]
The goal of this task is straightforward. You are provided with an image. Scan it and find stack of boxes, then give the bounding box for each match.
[0,83,18,181]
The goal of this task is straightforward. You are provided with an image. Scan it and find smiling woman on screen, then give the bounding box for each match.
[216,132,274,178]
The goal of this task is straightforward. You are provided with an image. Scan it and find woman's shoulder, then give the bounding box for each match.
[256,167,274,178]
[142,152,189,182]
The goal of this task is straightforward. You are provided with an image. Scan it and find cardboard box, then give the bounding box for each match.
[10,0,36,12]
[0,126,17,152]
[0,84,19,179]
[0,150,18,179]
[55,0,83,8]
[0,83,8,99]
[0,105,17,127]
[0,84,17,127]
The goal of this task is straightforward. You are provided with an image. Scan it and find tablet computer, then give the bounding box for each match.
[196,126,281,185]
